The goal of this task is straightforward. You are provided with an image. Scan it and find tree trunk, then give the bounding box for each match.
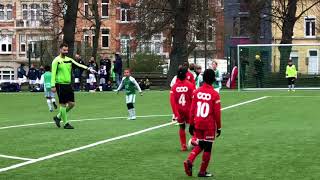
[63,0,79,57]
[278,0,297,73]
[91,0,101,59]
[167,0,191,84]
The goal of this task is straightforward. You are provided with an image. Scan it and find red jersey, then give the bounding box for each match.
[186,71,196,88]
[170,79,195,121]
[189,83,221,130]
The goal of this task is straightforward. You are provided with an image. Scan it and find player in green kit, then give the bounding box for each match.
[51,43,96,129]
[41,65,57,112]
[116,69,143,120]
[212,61,222,93]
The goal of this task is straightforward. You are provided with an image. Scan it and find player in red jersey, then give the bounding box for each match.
[170,68,195,151]
[184,69,221,177]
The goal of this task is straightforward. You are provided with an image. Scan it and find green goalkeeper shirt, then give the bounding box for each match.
[51,55,88,87]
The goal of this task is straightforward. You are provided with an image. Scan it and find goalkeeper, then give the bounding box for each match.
[51,43,96,129]
[285,59,297,92]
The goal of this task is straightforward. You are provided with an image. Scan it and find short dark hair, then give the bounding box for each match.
[203,69,215,85]
[177,67,187,81]
[44,65,51,71]
[60,43,68,49]
[183,61,189,69]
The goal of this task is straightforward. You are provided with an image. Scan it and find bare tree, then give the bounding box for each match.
[271,0,320,72]
[134,0,218,82]
[61,0,80,57]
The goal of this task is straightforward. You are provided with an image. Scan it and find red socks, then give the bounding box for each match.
[179,128,186,148]
[188,146,202,163]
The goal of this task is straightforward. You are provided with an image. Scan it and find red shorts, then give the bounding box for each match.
[177,109,189,124]
[194,129,215,142]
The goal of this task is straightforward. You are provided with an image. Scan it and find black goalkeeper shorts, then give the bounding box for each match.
[287,77,296,85]
[56,84,75,104]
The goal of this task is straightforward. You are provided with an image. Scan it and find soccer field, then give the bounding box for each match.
[0,90,319,180]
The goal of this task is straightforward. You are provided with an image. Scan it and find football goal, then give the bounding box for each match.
[237,44,320,90]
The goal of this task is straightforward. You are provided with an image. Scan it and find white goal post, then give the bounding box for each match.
[237,44,320,91]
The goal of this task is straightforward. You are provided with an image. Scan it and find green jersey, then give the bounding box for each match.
[213,69,222,89]
[117,76,142,95]
[43,72,52,91]
[51,55,88,87]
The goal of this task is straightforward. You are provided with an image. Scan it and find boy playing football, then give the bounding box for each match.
[41,65,57,112]
[170,68,195,151]
[116,69,143,120]
[184,69,222,177]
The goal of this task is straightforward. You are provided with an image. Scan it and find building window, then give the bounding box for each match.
[42,4,49,22]
[120,35,130,54]
[120,4,131,22]
[0,68,14,81]
[6,4,12,20]
[305,17,316,38]
[101,0,109,18]
[0,35,12,53]
[20,34,26,53]
[0,4,4,20]
[30,4,41,21]
[101,29,109,48]
[139,34,163,55]
[22,4,28,20]
[84,0,89,17]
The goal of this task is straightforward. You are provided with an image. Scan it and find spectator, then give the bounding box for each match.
[113,53,123,87]
[17,63,27,90]
[27,64,38,91]
[139,79,146,90]
[87,57,97,92]
[98,66,107,91]
[105,80,113,91]
[145,76,151,90]
[74,54,85,91]
[100,54,111,81]
[240,55,249,88]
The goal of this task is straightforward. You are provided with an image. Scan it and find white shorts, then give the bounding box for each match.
[214,88,221,93]
[87,74,96,84]
[29,80,37,85]
[44,91,55,98]
[18,78,27,84]
[126,94,136,104]
[75,78,80,83]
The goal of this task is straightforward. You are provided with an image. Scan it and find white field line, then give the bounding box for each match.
[0,96,268,173]
[0,154,35,161]
[270,96,320,98]
[0,115,171,130]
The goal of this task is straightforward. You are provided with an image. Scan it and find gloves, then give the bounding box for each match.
[216,129,221,138]
[88,67,97,74]
[189,125,195,136]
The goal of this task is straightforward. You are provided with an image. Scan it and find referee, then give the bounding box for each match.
[51,43,96,129]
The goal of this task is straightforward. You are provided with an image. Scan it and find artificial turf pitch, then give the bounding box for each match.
[0,90,319,179]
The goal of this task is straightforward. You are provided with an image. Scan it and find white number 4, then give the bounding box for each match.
[179,94,186,106]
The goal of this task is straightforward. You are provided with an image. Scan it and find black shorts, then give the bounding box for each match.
[287,77,296,85]
[56,84,74,104]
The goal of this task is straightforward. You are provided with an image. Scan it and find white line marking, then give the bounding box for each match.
[0,154,35,161]
[270,96,320,98]
[0,115,171,130]
[221,96,268,111]
[0,96,268,173]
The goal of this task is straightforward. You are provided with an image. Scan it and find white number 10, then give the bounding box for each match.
[196,102,209,118]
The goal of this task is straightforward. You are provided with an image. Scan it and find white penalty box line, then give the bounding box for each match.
[0,96,268,173]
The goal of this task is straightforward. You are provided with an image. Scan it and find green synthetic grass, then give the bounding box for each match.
[0,90,320,179]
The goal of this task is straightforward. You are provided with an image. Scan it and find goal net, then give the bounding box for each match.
[237,44,320,90]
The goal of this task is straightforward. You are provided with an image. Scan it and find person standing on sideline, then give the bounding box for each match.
[100,54,111,81]
[212,61,223,93]
[17,63,27,91]
[27,64,38,91]
[51,43,96,129]
[286,59,298,92]
[254,54,264,88]
[114,53,123,87]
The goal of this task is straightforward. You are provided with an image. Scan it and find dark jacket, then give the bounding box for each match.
[100,58,111,72]
[114,55,122,74]
[27,68,38,80]
[17,66,26,78]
